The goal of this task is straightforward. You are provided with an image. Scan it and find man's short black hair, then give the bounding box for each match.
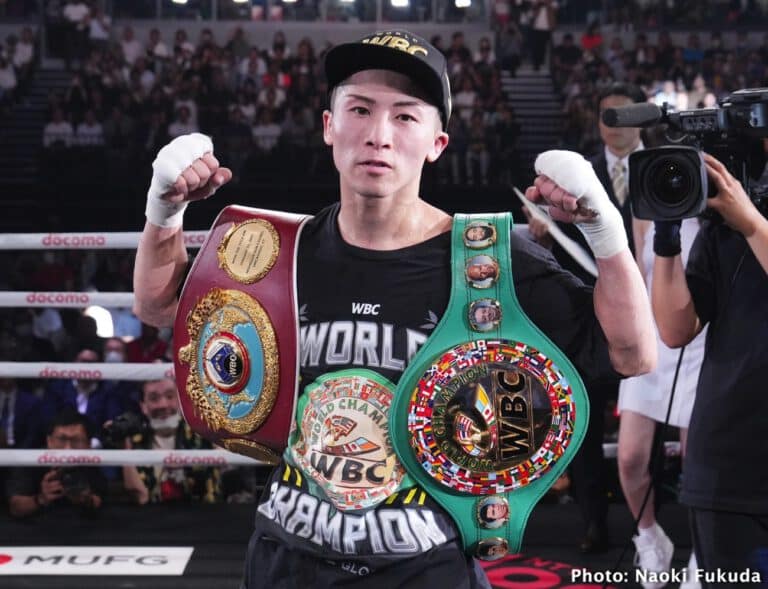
[597,82,646,109]
[47,407,91,437]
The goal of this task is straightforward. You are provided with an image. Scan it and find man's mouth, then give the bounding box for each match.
[359,160,391,168]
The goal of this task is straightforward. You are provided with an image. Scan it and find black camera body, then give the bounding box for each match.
[59,467,91,496]
[102,411,150,448]
[606,88,768,221]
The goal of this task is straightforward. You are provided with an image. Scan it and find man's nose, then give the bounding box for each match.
[365,112,393,149]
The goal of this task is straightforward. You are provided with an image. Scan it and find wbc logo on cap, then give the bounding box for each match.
[361,33,428,56]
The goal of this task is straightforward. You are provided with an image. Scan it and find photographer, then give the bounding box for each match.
[6,408,105,518]
[651,152,768,584]
[120,377,221,505]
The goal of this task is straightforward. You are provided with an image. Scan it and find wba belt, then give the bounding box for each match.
[173,206,311,464]
[390,213,589,560]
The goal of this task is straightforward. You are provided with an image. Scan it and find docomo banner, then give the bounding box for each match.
[0,547,194,576]
[0,291,135,308]
[0,231,208,250]
[0,449,263,467]
[0,361,172,381]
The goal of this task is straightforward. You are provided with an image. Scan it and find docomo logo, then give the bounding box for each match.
[42,234,107,247]
[39,366,103,379]
[163,452,228,467]
[27,292,90,305]
[37,453,102,465]
[183,232,207,246]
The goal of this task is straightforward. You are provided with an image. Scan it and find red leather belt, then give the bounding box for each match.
[173,206,311,464]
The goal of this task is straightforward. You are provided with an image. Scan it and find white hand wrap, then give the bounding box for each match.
[534,150,628,259]
[145,133,213,228]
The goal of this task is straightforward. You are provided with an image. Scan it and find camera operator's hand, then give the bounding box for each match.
[38,469,64,506]
[67,485,102,510]
[704,153,764,237]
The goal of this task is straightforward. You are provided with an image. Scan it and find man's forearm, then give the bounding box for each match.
[133,221,188,328]
[594,249,657,376]
[651,255,701,348]
[746,215,768,276]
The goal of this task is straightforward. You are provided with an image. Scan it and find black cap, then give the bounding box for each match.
[324,30,452,129]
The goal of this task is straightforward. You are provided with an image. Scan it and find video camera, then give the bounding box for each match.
[602,88,768,220]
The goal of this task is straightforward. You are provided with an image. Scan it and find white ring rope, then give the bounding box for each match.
[0,362,173,381]
[0,443,679,468]
[1,291,135,308]
[0,449,265,467]
[0,231,208,250]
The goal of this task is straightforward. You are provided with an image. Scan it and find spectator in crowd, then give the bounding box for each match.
[43,106,74,148]
[86,4,111,53]
[466,111,491,185]
[0,55,17,111]
[125,322,168,363]
[120,26,144,67]
[41,347,123,442]
[0,377,43,449]
[494,19,523,77]
[146,27,170,67]
[103,336,140,412]
[252,106,282,156]
[61,0,89,70]
[11,26,35,92]
[6,408,106,518]
[226,26,250,62]
[167,104,198,140]
[121,377,221,504]
[552,32,583,93]
[75,108,105,146]
[529,0,557,71]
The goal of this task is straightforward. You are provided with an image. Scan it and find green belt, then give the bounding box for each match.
[391,213,589,561]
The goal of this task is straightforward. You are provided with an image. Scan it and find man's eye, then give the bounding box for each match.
[351,106,369,115]
[398,114,416,122]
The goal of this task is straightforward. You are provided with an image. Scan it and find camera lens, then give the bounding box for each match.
[649,158,695,205]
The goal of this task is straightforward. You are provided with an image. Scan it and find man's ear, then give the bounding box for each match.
[426,130,450,163]
[322,110,333,146]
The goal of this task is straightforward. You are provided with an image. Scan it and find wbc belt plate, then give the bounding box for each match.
[174,206,310,464]
[390,213,589,559]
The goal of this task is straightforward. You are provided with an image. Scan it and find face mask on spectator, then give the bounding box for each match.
[150,412,181,433]
[105,350,125,363]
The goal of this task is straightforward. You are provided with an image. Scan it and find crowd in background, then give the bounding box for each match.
[22,0,522,188]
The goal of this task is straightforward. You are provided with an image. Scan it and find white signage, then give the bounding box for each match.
[0,547,193,575]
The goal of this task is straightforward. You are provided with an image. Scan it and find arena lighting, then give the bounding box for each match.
[84,305,114,338]
[391,0,409,7]
[455,0,471,7]
[232,0,249,3]
[171,0,188,4]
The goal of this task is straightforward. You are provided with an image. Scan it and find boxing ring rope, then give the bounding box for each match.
[0,292,135,307]
[0,227,679,469]
[0,362,173,380]
[0,230,208,250]
[0,449,265,467]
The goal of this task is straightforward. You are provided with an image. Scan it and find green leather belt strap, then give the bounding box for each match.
[391,213,589,560]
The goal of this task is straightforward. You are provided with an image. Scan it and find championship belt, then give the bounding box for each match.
[390,213,589,560]
[173,206,311,464]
